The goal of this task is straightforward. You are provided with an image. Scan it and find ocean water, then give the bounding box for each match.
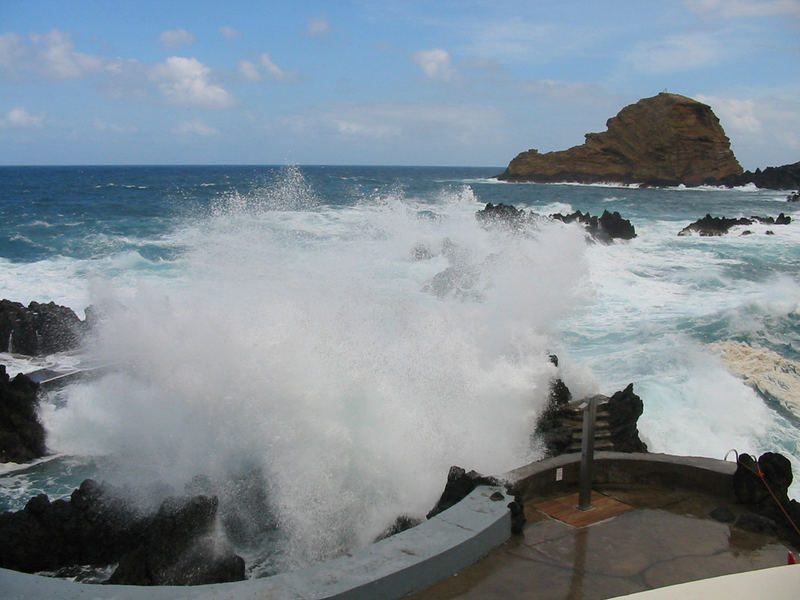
[1,165,799,576]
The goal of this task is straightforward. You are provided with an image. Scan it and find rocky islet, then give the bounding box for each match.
[497,92,799,189]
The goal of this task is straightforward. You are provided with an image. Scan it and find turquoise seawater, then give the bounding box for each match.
[1,165,799,575]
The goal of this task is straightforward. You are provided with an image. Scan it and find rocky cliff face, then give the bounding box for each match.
[498,92,743,186]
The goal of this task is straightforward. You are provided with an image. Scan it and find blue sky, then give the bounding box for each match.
[1,0,798,169]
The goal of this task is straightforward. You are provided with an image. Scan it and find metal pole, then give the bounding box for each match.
[577,396,597,511]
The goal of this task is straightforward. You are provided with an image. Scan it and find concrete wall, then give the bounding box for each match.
[506,451,737,502]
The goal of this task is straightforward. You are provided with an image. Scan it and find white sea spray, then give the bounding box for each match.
[5,167,800,574]
[42,168,588,571]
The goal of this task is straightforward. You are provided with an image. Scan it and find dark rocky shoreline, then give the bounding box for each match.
[0,366,45,463]
[678,213,792,236]
[0,300,87,356]
[0,478,245,585]
[476,202,637,243]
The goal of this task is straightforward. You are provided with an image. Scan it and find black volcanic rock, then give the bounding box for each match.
[475,202,528,225]
[551,210,636,242]
[108,495,245,586]
[679,214,792,236]
[426,466,500,519]
[0,366,46,463]
[721,161,800,190]
[678,214,752,236]
[0,479,245,585]
[733,452,800,548]
[535,378,647,457]
[0,479,145,573]
[606,383,647,453]
[534,377,574,456]
[0,300,86,355]
[476,204,636,243]
[599,210,637,240]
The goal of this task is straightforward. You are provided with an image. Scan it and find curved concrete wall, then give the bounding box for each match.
[505,451,737,501]
[0,451,741,599]
[0,485,512,600]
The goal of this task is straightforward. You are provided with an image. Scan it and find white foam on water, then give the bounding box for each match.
[42,167,589,570]
[0,352,83,377]
[554,209,800,496]
[711,341,800,417]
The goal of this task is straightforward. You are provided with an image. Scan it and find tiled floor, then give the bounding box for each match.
[406,485,792,600]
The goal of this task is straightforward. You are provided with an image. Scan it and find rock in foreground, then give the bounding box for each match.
[497,92,742,187]
[0,366,45,463]
[0,479,245,585]
[0,300,86,355]
[733,452,800,548]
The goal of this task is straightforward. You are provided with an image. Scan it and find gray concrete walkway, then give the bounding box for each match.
[407,484,792,600]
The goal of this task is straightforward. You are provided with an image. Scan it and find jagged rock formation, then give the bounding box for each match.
[551,210,636,242]
[0,478,245,585]
[497,92,743,186]
[0,300,86,355]
[678,213,791,236]
[426,466,501,519]
[0,367,45,463]
[535,377,648,456]
[733,452,800,548]
[475,203,636,243]
[425,465,526,534]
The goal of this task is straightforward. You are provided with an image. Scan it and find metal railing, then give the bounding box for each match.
[577,396,598,511]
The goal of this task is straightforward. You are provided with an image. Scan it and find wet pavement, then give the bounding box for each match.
[406,484,792,600]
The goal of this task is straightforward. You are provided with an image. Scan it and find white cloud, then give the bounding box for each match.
[412,48,460,82]
[172,120,219,136]
[685,0,800,18]
[0,29,104,80]
[149,56,236,108]
[692,94,800,169]
[627,33,722,74]
[220,26,241,39]
[0,107,44,128]
[238,60,262,81]
[159,29,195,49]
[307,16,331,36]
[259,53,298,81]
[696,95,763,133]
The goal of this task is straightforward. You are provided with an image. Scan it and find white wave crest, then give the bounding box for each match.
[42,167,588,571]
